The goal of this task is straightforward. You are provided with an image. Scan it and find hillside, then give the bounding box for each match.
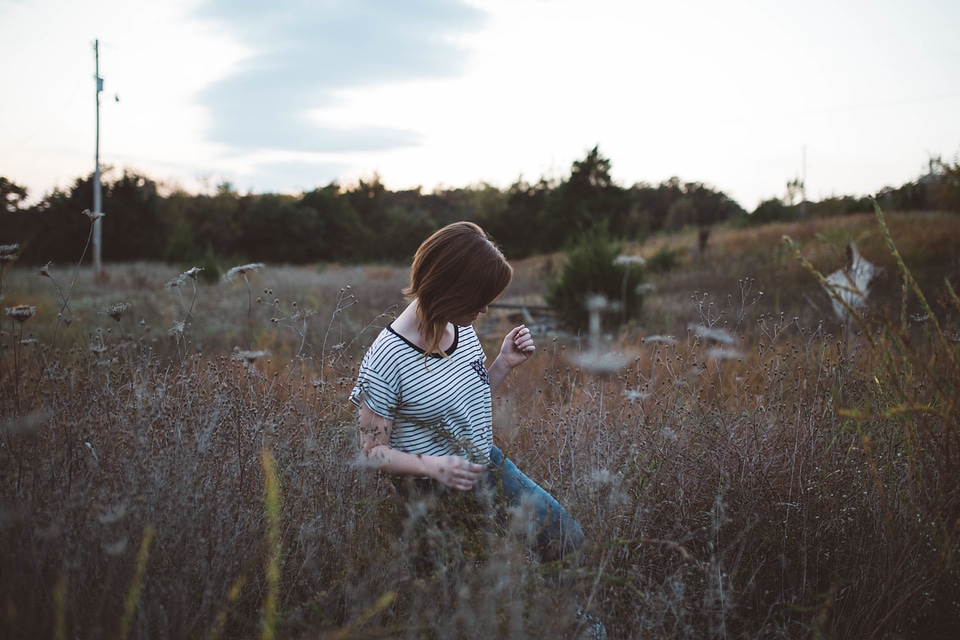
[506,210,960,341]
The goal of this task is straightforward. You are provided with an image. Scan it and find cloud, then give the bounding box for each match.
[196,0,486,154]
[232,159,352,194]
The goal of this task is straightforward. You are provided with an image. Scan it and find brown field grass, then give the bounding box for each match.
[1,209,959,638]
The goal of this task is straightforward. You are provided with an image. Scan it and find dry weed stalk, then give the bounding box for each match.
[1,208,958,638]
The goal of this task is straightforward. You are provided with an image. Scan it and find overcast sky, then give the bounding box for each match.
[2,0,959,211]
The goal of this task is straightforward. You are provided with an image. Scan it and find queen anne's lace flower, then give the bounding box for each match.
[223,263,265,282]
[102,303,131,322]
[5,305,36,323]
[0,244,20,263]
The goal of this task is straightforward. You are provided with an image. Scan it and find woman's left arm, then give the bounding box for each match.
[488,324,535,394]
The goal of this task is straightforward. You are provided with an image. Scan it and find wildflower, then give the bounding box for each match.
[290,308,317,322]
[659,427,679,441]
[5,305,36,324]
[38,262,52,277]
[0,243,20,263]
[705,346,743,361]
[82,209,105,222]
[223,263,265,282]
[102,538,129,556]
[98,503,128,525]
[636,282,657,295]
[169,320,188,336]
[183,266,203,280]
[232,348,269,364]
[590,468,617,485]
[689,324,736,345]
[577,350,629,374]
[614,255,646,266]
[622,389,650,401]
[102,302,131,322]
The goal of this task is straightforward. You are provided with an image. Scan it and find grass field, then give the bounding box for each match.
[1,209,959,638]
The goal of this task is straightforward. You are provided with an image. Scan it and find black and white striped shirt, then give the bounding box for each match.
[350,324,493,463]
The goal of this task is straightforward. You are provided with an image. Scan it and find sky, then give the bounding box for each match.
[2,0,960,212]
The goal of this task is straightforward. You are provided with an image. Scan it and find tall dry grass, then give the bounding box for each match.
[1,209,958,638]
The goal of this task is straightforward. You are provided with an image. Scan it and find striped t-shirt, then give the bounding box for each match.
[349,323,493,464]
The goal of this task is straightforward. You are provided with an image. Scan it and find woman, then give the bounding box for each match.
[349,221,584,565]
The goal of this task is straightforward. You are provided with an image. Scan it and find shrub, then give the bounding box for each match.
[545,230,645,332]
[645,245,681,274]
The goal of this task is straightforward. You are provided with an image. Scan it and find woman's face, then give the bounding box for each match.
[450,304,488,327]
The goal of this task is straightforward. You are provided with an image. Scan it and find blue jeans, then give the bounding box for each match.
[481,445,584,563]
[394,446,584,565]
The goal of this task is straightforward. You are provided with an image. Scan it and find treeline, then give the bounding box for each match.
[3,147,958,270]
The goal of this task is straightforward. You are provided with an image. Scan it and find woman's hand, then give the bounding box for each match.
[487,324,536,393]
[498,324,536,369]
[427,455,486,491]
[359,405,483,491]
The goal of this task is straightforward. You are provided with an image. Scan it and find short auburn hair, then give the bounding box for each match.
[404,221,513,356]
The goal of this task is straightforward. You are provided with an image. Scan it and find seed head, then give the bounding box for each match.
[223,263,265,282]
[688,324,736,345]
[82,209,105,222]
[232,348,269,364]
[5,305,36,324]
[0,243,20,263]
[165,266,204,289]
[102,302,131,322]
[38,262,52,277]
[169,320,188,336]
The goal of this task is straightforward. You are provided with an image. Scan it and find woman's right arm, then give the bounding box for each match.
[358,403,485,492]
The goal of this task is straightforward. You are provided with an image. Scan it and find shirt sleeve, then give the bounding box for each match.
[349,346,400,420]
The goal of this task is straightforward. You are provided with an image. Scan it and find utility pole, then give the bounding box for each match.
[93,39,103,276]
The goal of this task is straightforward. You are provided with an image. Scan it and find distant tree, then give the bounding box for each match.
[932,156,960,213]
[496,178,551,258]
[7,176,96,264]
[538,146,630,252]
[238,194,324,263]
[3,171,169,264]
[381,207,438,262]
[684,182,745,253]
[663,197,696,231]
[810,195,875,218]
[741,198,798,227]
[422,187,478,228]
[656,181,743,252]
[455,184,514,251]
[785,176,805,206]
[629,178,684,233]
[0,177,32,253]
[180,182,245,259]
[1,177,28,213]
[101,171,168,261]
[300,184,370,262]
[346,176,387,226]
